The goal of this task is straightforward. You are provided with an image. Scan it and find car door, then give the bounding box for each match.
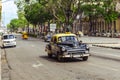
[50,36,56,54]
[53,37,58,55]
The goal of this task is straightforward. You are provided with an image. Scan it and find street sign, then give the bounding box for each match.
[50,24,56,32]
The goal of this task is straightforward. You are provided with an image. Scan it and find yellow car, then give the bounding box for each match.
[45,33,90,62]
[22,31,28,40]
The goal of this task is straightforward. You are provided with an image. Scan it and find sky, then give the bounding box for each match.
[2,0,18,26]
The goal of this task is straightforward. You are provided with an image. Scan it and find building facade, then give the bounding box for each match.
[73,1,120,37]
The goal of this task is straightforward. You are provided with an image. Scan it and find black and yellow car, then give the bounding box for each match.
[45,33,90,61]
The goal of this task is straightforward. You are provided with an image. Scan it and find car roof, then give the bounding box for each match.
[53,33,76,37]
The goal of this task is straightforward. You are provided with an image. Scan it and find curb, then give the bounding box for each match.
[92,45,120,49]
[1,48,11,80]
[85,42,118,44]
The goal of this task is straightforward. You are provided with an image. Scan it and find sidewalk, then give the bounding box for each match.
[79,36,120,49]
[0,36,10,80]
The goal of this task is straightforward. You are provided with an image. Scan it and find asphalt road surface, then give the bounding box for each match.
[3,34,120,80]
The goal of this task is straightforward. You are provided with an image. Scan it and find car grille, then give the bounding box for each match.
[4,41,10,43]
[67,49,86,54]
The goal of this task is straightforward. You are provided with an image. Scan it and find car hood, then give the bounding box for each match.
[57,41,86,49]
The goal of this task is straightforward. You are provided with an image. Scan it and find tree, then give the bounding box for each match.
[46,0,82,31]
[8,19,19,31]
[8,18,27,32]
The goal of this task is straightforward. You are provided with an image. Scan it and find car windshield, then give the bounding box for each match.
[3,35,15,39]
[58,36,78,42]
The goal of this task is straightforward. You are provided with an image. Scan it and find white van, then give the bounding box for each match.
[1,34,16,47]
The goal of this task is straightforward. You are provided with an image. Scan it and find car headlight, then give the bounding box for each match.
[86,46,89,49]
[86,45,89,51]
[11,40,15,42]
[61,47,66,51]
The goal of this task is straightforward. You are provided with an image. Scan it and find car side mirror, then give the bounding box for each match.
[79,40,82,43]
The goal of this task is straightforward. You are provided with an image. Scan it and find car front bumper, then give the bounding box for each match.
[62,53,90,58]
[3,42,16,47]
[61,49,90,58]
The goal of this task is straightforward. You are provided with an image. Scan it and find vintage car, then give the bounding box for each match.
[45,33,90,61]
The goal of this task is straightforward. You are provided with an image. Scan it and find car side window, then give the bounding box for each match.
[58,37,62,42]
[9,35,15,39]
[3,35,8,39]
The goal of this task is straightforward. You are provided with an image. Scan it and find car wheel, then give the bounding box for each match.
[57,54,64,62]
[14,45,16,47]
[48,53,52,58]
[82,56,88,61]
[44,39,46,42]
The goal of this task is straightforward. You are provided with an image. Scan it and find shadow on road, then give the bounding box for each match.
[92,54,120,62]
[0,46,16,49]
[39,55,85,63]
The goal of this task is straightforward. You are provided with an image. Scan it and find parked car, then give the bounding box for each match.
[1,34,16,48]
[44,32,53,42]
[45,33,90,61]
[44,33,52,42]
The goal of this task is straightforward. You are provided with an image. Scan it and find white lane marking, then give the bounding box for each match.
[88,63,119,72]
[32,63,43,68]
[91,51,120,58]
[31,45,35,47]
[32,61,43,68]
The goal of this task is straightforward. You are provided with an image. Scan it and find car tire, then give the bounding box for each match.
[14,45,16,47]
[48,53,52,58]
[57,54,64,62]
[82,56,88,61]
[57,55,61,62]
[44,39,46,42]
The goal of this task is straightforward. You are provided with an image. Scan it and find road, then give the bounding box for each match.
[2,34,120,80]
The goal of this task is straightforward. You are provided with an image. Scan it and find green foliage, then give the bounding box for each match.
[15,0,119,29]
[8,18,26,31]
[24,2,53,25]
[8,19,18,31]
[103,11,119,23]
[102,0,118,23]
[80,0,119,23]
[46,0,80,25]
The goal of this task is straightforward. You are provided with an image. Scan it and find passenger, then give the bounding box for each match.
[58,37,62,42]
